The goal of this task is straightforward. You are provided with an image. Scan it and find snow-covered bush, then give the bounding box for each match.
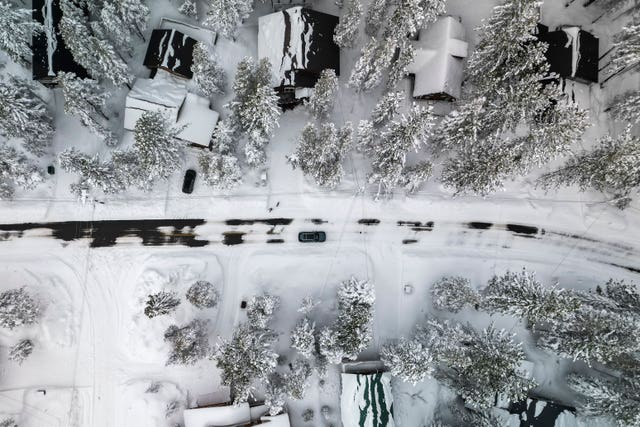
[0,418,17,427]
[306,69,339,119]
[290,317,316,358]
[0,144,43,200]
[381,337,434,385]
[333,0,362,49]
[185,281,219,309]
[431,276,480,313]
[192,42,225,96]
[247,293,280,329]
[178,0,197,18]
[164,319,210,365]
[0,288,40,330]
[144,291,181,318]
[8,339,34,364]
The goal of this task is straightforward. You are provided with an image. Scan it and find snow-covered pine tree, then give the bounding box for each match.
[348,37,394,92]
[381,337,434,385]
[431,276,480,313]
[609,23,640,75]
[164,319,210,365]
[383,0,445,42]
[0,1,43,65]
[287,122,352,188]
[203,0,252,40]
[290,317,316,359]
[306,69,339,119]
[58,148,128,196]
[609,91,640,124]
[386,38,415,89]
[400,161,432,193]
[186,280,220,309]
[283,358,312,400]
[264,373,287,416]
[105,0,149,39]
[598,279,640,315]
[192,42,225,96]
[199,148,243,190]
[482,269,581,326]
[0,287,40,330]
[538,126,640,209]
[355,119,375,152]
[318,277,375,363]
[567,372,640,427]
[179,0,198,18]
[364,0,388,36]
[0,144,43,200]
[371,91,404,127]
[144,291,181,318]
[213,322,278,404]
[333,0,362,49]
[8,339,34,364]
[0,76,54,155]
[246,293,280,329]
[133,111,184,189]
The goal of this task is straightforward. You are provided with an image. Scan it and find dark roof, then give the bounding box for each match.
[32,0,89,82]
[143,29,197,79]
[536,26,599,84]
[507,398,577,427]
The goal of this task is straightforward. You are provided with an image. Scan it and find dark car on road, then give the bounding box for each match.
[182,169,196,194]
[298,231,326,242]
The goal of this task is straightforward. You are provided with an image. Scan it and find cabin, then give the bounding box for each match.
[258,7,340,105]
[406,16,469,101]
[143,28,198,79]
[32,0,88,84]
[536,24,599,84]
[341,361,395,427]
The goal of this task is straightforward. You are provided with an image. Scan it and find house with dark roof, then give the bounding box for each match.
[143,28,198,79]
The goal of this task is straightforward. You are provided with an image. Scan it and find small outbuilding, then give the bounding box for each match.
[341,372,395,427]
[406,15,469,101]
[536,24,599,84]
[32,0,89,84]
[258,7,340,104]
[183,402,289,427]
[143,28,198,79]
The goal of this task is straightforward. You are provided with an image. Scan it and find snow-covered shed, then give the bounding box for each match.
[32,0,89,84]
[258,7,340,104]
[143,28,198,79]
[124,71,219,148]
[340,372,395,427]
[494,397,579,427]
[406,16,468,101]
[536,24,599,84]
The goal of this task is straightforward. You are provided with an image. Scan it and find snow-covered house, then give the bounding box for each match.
[406,16,468,101]
[340,372,395,427]
[536,24,599,84]
[143,28,198,79]
[32,0,89,84]
[183,402,289,427]
[124,71,219,148]
[258,7,340,105]
[494,397,579,427]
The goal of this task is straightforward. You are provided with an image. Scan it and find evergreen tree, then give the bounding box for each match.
[203,0,252,40]
[95,0,149,52]
[371,91,404,127]
[0,418,17,427]
[164,319,210,365]
[400,161,432,193]
[333,0,362,49]
[290,317,316,359]
[199,150,242,190]
[133,111,184,189]
[0,288,40,330]
[306,69,339,119]
[609,91,640,124]
[287,122,352,189]
[599,279,640,315]
[8,339,34,365]
[179,0,198,18]
[246,293,280,329]
[0,144,43,200]
[482,269,581,325]
[381,337,434,385]
[348,37,394,92]
[382,0,445,42]
[0,1,43,65]
[431,276,480,313]
[58,148,129,196]
[0,76,54,155]
[386,38,415,89]
[185,280,219,309]
[538,127,640,209]
[282,358,312,400]
[264,373,287,416]
[610,23,640,74]
[213,323,278,404]
[192,42,225,96]
[364,0,388,36]
[355,119,375,152]
[144,291,181,318]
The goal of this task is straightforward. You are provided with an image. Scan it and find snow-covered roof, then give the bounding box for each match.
[341,372,395,427]
[124,73,188,131]
[407,16,468,101]
[159,16,217,45]
[183,403,251,427]
[258,7,340,88]
[536,25,599,83]
[176,93,219,147]
[144,28,198,79]
[494,398,579,427]
[259,413,291,426]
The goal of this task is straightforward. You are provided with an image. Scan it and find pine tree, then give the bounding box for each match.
[567,372,640,427]
[0,288,40,330]
[0,76,54,155]
[199,150,242,190]
[287,122,352,188]
[400,161,432,193]
[371,91,404,127]
[383,0,445,42]
[246,293,280,329]
[179,0,198,18]
[381,337,434,385]
[264,373,287,416]
[609,23,640,74]
[58,148,129,196]
[186,281,219,309]
[599,279,640,315]
[0,144,43,200]
[386,38,415,89]
[348,37,394,92]
[144,291,181,318]
[164,319,210,365]
[355,119,375,152]
[133,111,184,189]
[290,317,316,358]
[538,127,640,209]
[609,91,640,124]
[203,0,252,40]
[482,269,581,325]
[213,323,278,404]
[333,0,362,49]
[431,276,480,313]
[8,339,34,365]
[364,0,388,36]
[283,358,312,400]
[306,69,339,119]
[192,42,225,96]
[0,1,43,65]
